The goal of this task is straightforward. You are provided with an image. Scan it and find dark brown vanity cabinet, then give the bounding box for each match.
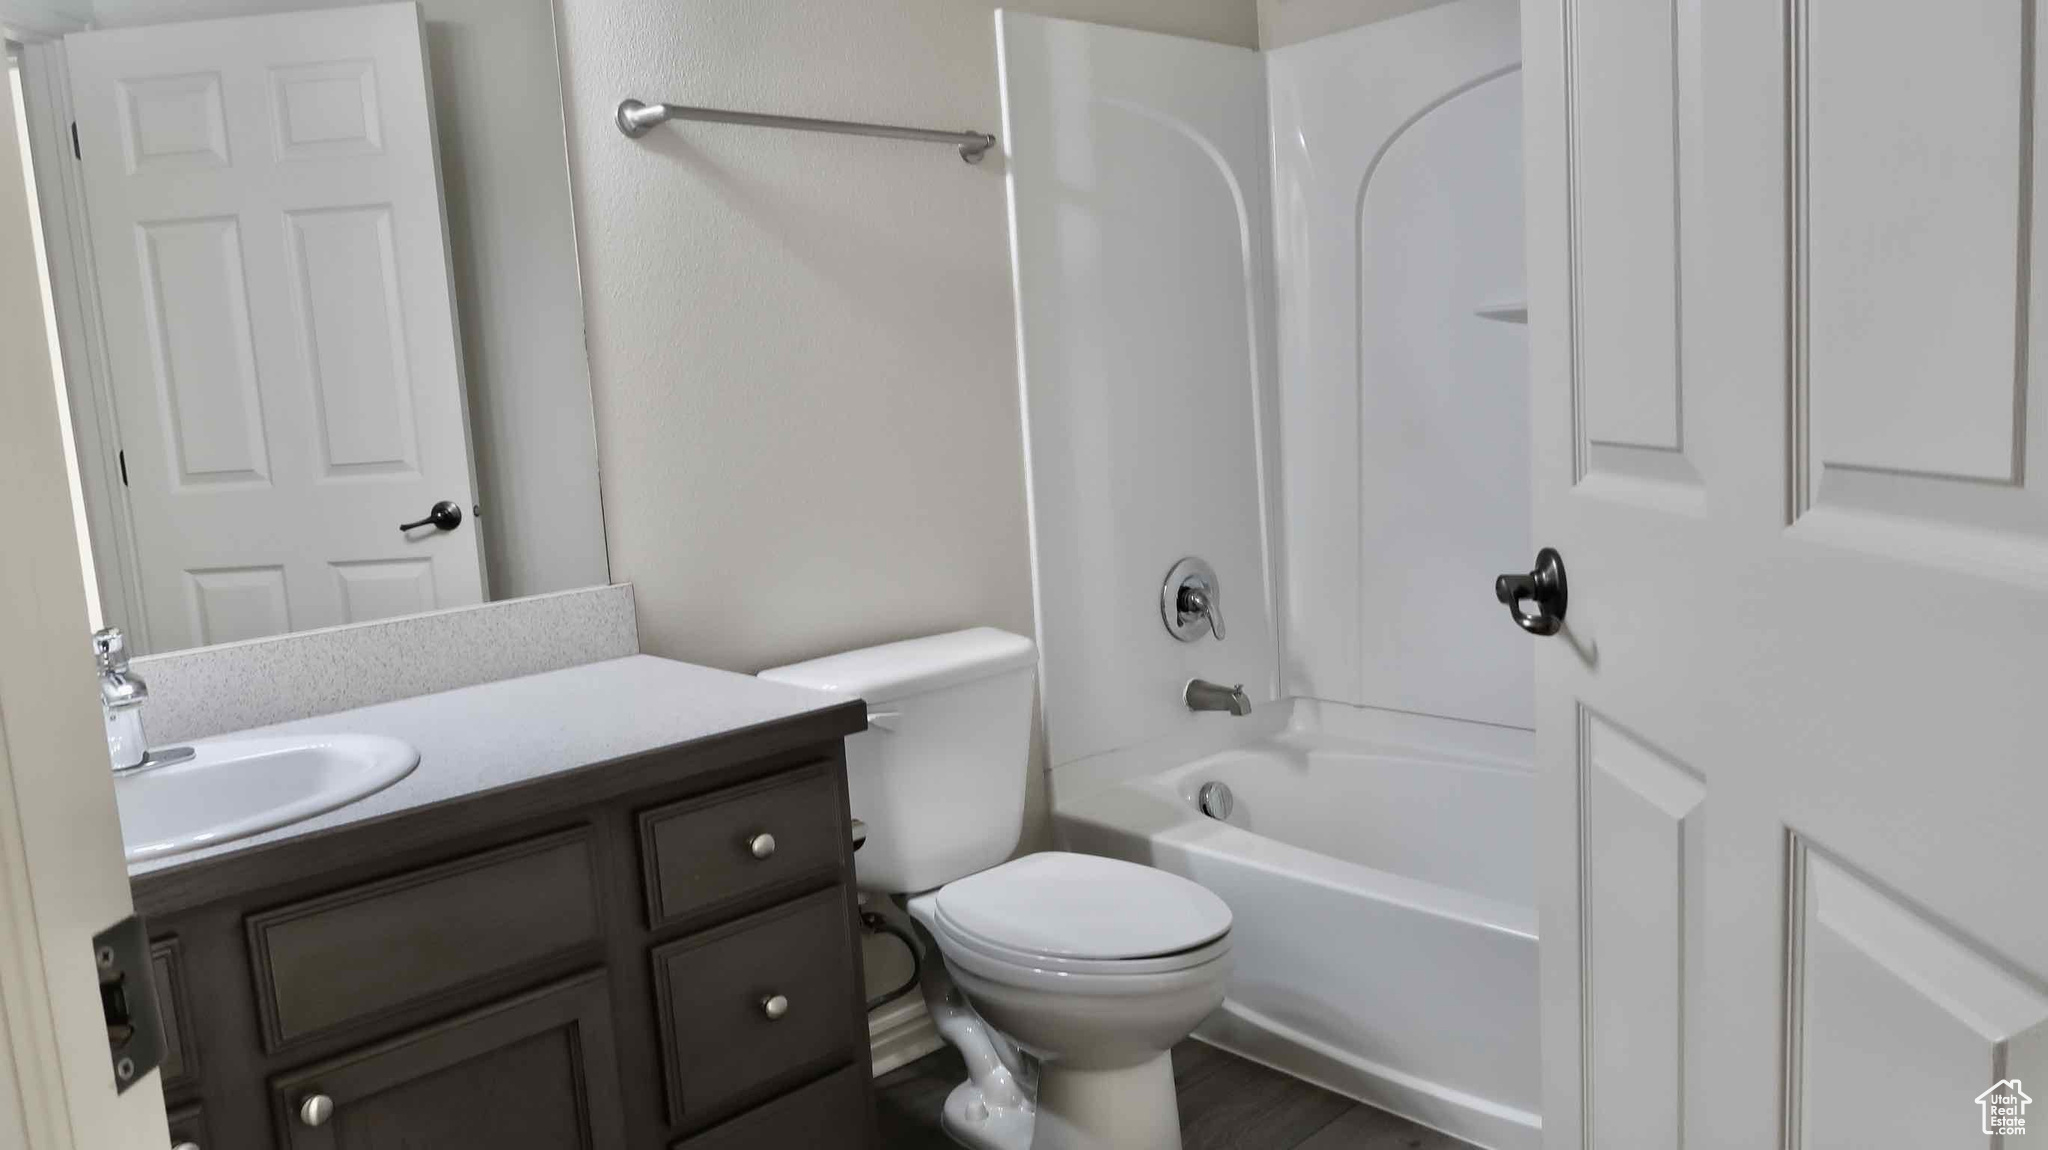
[133,707,875,1150]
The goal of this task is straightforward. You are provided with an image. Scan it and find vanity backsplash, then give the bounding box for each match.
[131,584,638,745]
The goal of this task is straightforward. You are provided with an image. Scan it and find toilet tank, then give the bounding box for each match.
[759,628,1037,895]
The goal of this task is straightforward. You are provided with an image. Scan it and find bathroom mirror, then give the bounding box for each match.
[14,0,606,656]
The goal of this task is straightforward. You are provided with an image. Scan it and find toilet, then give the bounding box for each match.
[760,628,1233,1150]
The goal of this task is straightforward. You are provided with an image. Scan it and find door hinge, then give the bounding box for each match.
[92,915,165,1093]
[70,121,79,160]
[118,449,128,487]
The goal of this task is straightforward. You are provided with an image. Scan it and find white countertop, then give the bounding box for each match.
[127,654,855,876]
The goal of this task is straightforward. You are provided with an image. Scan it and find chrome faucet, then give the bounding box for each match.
[1162,558,1225,642]
[1184,678,1252,716]
[92,628,190,774]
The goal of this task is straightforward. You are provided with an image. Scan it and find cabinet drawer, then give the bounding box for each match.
[639,764,843,930]
[269,971,625,1150]
[247,828,601,1049]
[151,938,195,1091]
[672,1064,872,1150]
[654,888,862,1125]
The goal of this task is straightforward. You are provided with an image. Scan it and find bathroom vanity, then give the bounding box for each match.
[126,656,874,1149]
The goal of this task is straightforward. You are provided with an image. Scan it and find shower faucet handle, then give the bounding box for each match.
[1162,557,1225,642]
[1178,585,1224,640]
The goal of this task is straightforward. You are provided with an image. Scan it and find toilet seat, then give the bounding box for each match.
[932,911,1233,984]
[927,852,1233,977]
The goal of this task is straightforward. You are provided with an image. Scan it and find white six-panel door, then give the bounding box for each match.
[1524,1,2048,1147]
[3,34,167,1149]
[65,2,483,653]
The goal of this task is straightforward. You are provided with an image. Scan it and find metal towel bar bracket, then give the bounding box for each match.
[616,98,996,164]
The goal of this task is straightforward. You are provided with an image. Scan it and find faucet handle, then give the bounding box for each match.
[1178,585,1225,641]
[92,627,129,673]
[1162,557,1227,642]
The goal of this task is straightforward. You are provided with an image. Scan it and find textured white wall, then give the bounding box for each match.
[551,0,1253,677]
[89,0,608,603]
[16,0,92,23]
[1258,0,1461,48]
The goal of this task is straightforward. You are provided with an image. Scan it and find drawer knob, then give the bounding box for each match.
[761,993,790,1021]
[172,1144,201,1150]
[299,1093,334,1128]
[746,832,777,860]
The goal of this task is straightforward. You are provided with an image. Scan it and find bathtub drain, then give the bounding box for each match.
[1197,781,1234,820]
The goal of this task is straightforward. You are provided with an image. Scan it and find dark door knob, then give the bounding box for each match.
[399,501,463,533]
[1495,548,1568,636]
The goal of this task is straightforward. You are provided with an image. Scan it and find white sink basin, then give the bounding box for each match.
[116,734,420,863]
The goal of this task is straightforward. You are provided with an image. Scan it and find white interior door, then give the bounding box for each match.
[1524,1,2048,1147]
[2,36,166,1150]
[65,1,483,653]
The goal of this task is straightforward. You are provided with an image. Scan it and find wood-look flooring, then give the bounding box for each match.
[874,1039,1476,1149]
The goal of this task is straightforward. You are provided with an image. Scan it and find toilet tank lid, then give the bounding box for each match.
[757,627,1036,703]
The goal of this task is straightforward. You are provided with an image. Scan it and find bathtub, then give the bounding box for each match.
[1056,722,1541,1150]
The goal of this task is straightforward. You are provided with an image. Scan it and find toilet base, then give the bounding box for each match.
[942,1077,1037,1150]
[1028,1053,1180,1150]
[941,1052,1181,1150]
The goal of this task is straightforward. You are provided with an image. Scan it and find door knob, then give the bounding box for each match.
[1494,548,1568,636]
[298,1093,334,1128]
[398,501,463,533]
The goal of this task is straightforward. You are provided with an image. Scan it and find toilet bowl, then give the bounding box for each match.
[758,629,1235,1150]
[907,852,1233,1150]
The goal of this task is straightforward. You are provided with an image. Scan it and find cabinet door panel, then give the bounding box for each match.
[166,1102,210,1148]
[248,827,601,1050]
[152,937,197,1092]
[270,970,624,1150]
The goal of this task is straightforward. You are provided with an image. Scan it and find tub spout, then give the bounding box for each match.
[1185,678,1252,716]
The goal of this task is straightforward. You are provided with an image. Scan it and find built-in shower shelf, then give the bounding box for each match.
[1473,300,1528,324]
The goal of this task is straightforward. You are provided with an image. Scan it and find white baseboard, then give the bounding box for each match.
[868,994,943,1078]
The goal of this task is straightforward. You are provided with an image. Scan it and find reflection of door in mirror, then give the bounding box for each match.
[66,2,483,653]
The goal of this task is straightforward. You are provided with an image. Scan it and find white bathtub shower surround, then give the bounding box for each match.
[1003,5,1539,1145]
[997,12,1282,771]
[1057,703,1540,1150]
[1268,0,1531,729]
